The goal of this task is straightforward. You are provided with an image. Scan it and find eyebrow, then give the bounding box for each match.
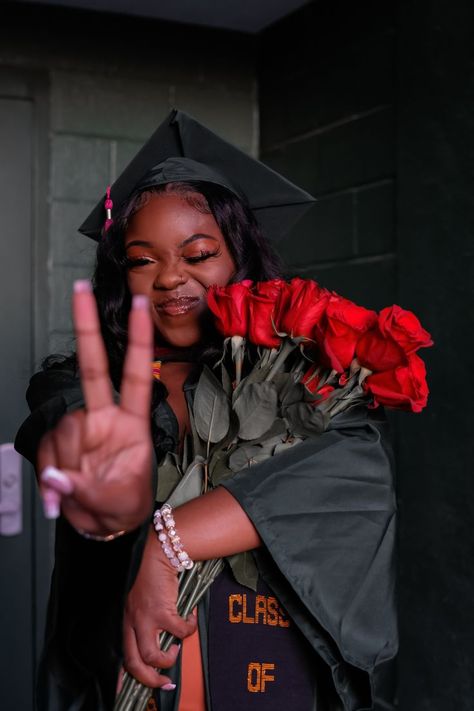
[125,234,219,249]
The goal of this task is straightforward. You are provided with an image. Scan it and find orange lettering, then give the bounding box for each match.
[261,663,275,691]
[255,595,267,625]
[247,662,276,692]
[247,662,261,692]
[278,606,290,628]
[229,594,242,623]
[242,594,255,624]
[267,597,279,626]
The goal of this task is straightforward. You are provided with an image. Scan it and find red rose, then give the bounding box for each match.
[247,280,286,348]
[356,324,406,372]
[301,364,320,394]
[380,305,433,354]
[315,294,377,372]
[301,365,335,403]
[207,280,253,338]
[278,278,330,339]
[357,305,433,372]
[363,353,429,412]
[316,384,335,401]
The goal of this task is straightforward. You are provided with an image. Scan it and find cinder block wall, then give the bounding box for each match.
[259,3,474,710]
[259,2,396,311]
[0,3,258,357]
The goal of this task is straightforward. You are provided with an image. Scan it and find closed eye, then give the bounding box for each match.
[184,250,220,264]
[125,257,155,268]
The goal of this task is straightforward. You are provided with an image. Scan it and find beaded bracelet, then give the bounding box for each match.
[153,504,194,572]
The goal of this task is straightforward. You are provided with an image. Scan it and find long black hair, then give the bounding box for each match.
[92,180,282,386]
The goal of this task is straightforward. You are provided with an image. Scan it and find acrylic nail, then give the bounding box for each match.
[42,490,60,520]
[73,279,92,293]
[41,466,74,494]
[132,294,149,310]
[161,683,176,692]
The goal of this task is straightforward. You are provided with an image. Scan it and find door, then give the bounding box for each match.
[0,70,51,710]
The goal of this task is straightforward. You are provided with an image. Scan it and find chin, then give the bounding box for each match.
[154,324,202,350]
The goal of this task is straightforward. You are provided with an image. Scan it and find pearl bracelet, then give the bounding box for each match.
[153,504,194,572]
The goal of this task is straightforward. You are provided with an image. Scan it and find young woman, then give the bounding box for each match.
[15,111,397,711]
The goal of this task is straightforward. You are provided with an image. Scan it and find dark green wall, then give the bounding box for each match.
[396,2,474,710]
[259,1,396,312]
[259,2,474,710]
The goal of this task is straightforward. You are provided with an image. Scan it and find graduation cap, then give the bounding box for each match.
[78,109,315,243]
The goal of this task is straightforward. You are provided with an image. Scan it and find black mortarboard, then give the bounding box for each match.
[78,109,315,243]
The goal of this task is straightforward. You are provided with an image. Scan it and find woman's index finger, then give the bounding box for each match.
[120,295,154,419]
[73,280,113,411]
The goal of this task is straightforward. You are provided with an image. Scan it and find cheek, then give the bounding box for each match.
[127,270,151,295]
[195,255,236,287]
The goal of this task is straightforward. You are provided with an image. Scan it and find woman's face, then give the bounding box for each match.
[125,192,236,348]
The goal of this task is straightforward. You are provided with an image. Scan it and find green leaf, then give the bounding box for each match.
[166,456,205,507]
[156,453,182,502]
[228,444,272,472]
[233,382,278,440]
[284,402,330,437]
[273,437,304,455]
[221,363,233,398]
[209,456,234,486]
[226,551,259,592]
[194,366,230,444]
[188,404,206,459]
[232,363,272,404]
[242,418,288,446]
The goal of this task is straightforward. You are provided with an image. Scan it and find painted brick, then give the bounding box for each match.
[115,139,145,179]
[51,71,170,140]
[355,181,395,256]
[262,109,394,196]
[172,84,256,155]
[290,257,397,311]
[260,32,395,149]
[258,1,395,86]
[0,4,256,89]
[278,193,354,268]
[50,200,97,267]
[50,265,92,333]
[48,331,75,356]
[261,137,319,196]
[51,135,110,201]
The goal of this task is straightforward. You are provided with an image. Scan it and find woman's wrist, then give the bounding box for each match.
[153,504,194,572]
[171,487,261,562]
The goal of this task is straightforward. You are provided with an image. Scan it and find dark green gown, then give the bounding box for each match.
[15,361,397,711]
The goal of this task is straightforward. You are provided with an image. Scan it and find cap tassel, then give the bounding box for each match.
[104,186,114,233]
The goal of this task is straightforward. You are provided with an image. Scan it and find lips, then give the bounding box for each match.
[155,296,202,316]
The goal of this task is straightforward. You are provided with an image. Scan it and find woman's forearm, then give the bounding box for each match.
[170,487,261,561]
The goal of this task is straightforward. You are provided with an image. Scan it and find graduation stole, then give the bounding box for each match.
[151,360,162,381]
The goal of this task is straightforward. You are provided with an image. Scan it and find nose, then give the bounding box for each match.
[152,260,187,290]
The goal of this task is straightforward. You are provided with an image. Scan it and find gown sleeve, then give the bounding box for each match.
[221,406,397,711]
[15,365,150,711]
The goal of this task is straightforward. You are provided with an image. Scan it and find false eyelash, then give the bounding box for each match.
[125,257,154,268]
[184,250,220,263]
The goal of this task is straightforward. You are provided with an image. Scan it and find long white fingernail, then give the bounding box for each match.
[74,279,92,293]
[42,491,60,519]
[132,294,149,310]
[161,683,176,691]
[41,466,74,494]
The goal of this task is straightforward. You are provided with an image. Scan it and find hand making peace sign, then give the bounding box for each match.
[37,280,154,537]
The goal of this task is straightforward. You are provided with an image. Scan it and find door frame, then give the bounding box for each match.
[0,64,52,698]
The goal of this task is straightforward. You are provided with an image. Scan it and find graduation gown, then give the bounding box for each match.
[15,361,398,711]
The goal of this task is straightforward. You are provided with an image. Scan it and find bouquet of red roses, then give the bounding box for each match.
[116,278,432,711]
[208,277,432,416]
